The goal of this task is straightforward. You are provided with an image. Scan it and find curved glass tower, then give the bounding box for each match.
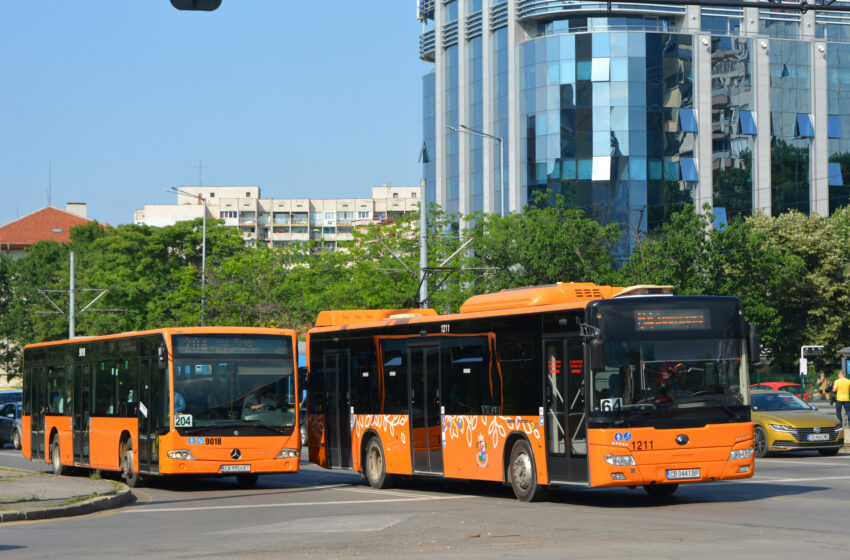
[419,0,850,259]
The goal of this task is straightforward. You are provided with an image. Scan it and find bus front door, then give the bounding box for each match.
[73,364,91,465]
[138,358,163,474]
[409,344,442,475]
[544,338,588,484]
[324,351,353,469]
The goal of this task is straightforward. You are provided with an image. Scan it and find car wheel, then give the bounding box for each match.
[754,426,770,458]
[12,429,21,451]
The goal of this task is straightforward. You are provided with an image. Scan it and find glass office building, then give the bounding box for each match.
[418,0,850,259]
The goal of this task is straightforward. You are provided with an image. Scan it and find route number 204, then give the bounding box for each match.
[175,414,193,427]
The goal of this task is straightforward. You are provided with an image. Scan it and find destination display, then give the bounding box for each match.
[634,309,710,331]
[173,335,291,355]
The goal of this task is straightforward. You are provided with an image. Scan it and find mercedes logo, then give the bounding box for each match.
[230,448,242,460]
[676,434,689,446]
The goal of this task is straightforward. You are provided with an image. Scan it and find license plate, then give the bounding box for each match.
[667,468,700,480]
[221,464,251,473]
[807,433,829,441]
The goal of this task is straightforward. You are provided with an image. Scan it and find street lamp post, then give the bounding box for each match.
[447,124,505,217]
[169,187,207,325]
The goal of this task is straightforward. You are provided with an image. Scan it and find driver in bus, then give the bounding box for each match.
[666,363,692,400]
[242,387,281,414]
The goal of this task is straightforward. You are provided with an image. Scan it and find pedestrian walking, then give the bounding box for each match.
[832,371,850,429]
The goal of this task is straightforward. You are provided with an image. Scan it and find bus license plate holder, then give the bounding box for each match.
[666,468,700,480]
[807,433,829,441]
[221,464,251,473]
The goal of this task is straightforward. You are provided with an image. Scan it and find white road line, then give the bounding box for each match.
[122,495,470,514]
[756,458,848,467]
[339,486,473,499]
[740,474,850,484]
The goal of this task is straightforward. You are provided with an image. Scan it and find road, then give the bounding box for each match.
[1,445,849,559]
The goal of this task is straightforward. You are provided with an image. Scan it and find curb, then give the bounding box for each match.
[0,489,135,523]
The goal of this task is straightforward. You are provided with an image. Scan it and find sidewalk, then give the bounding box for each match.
[0,467,133,522]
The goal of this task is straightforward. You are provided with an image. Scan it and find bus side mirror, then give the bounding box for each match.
[158,343,168,370]
[748,324,761,365]
[590,338,605,371]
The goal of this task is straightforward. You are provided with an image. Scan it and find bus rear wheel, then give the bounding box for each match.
[51,437,67,476]
[508,439,548,502]
[121,439,141,488]
[364,437,395,489]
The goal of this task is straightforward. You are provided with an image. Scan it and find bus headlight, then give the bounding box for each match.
[276,448,300,459]
[729,447,754,460]
[167,449,195,460]
[604,454,636,466]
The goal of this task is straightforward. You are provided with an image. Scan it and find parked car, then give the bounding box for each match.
[751,389,842,458]
[0,389,22,405]
[751,381,808,401]
[0,401,22,450]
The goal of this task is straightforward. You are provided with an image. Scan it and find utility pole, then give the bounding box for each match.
[419,179,428,308]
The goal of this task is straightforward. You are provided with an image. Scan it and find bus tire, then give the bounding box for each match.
[13,428,21,450]
[754,426,771,458]
[51,437,67,476]
[121,439,141,488]
[363,437,395,489]
[236,474,259,488]
[508,439,547,502]
[644,483,678,497]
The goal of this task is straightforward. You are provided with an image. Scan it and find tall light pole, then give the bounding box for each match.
[447,124,505,217]
[169,187,207,325]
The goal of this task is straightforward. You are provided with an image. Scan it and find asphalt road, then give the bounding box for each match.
[1,445,849,559]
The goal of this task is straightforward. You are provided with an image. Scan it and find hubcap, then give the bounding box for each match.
[368,447,381,481]
[513,452,532,490]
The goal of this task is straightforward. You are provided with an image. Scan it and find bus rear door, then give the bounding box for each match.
[323,351,353,469]
[73,363,92,465]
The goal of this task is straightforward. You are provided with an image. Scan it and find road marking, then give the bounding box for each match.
[339,486,473,499]
[741,474,850,484]
[122,494,469,513]
[757,458,847,468]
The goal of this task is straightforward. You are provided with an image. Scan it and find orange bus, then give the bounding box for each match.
[22,327,301,488]
[306,283,758,500]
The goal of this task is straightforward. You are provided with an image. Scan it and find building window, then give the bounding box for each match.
[796,113,814,138]
[828,114,843,139]
[412,192,417,198]
[393,192,399,198]
[357,211,371,219]
[245,192,251,197]
[739,111,757,135]
[680,158,698,182]
[679,108,698,133]
[209,192,215,198]
[829,162,844,186]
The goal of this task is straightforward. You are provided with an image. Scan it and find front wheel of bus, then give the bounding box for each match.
[754,426,770,458]
[121,440,141,488]
[508,440,547,502]
[51,437,67,476]
[364,437,395,489]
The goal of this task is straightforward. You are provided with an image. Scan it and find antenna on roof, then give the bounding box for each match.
[48,160,52,207]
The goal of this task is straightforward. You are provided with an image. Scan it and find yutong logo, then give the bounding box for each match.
[230,449,242,460]
[676,434,690,446]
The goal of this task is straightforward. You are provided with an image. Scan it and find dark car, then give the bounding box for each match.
[0,401,22,450]
[0,389,22,405]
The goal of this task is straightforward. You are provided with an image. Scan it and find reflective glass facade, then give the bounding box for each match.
[417,2,850,257]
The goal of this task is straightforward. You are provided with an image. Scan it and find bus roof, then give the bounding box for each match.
[23,326,297,349]
[311,283,675,331]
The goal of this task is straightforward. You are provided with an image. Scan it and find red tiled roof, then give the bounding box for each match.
[0,206,97,247]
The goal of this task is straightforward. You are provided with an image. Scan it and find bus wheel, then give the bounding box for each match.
[51,437,67,476]
[13,429,21,450]
[121,439,141,488]
[364,437,395,489]
[236,474,259,488]
[644,483,678,497]
[508,440,547,502]
[754,426,771,458]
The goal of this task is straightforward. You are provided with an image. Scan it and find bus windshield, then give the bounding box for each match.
[172,335,296,436]
[588,298,750,428]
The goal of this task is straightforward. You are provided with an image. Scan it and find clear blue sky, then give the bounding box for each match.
[0,1,432,227]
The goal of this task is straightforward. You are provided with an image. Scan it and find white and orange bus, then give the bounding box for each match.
[306,283,758,501]
[22,327,301,487]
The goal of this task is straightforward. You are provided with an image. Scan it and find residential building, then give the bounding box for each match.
[134,185,421,250]
[0,203,93,260]
[418,0,850,259]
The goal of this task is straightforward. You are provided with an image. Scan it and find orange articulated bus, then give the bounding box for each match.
[306,283,758,501]
[22,327,301,488]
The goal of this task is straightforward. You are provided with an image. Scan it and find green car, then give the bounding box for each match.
[751,389,843,458]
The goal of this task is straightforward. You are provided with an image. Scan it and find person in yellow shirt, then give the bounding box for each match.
[832,371,850,428]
